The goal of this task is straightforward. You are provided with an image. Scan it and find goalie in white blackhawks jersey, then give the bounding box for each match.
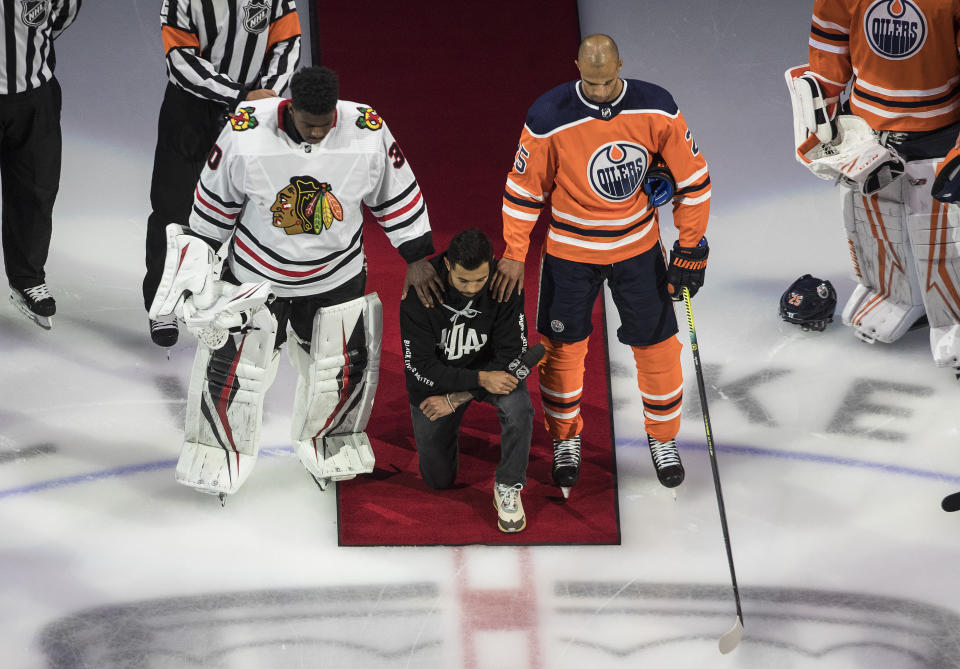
[149,66,443,496]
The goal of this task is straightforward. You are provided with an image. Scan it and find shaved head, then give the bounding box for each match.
[577,34,620,67]
[575,34,623,103]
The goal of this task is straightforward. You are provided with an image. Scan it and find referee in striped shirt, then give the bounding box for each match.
[145,0,301,346]
[1,0,81,329]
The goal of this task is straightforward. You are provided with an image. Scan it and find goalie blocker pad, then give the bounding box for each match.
[148,224,219,319]
[785,65,904,195]
[288,293,382,482]
[176,306,279,495]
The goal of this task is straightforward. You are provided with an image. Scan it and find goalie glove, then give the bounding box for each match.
[667,237,708,301]
[795,74,838,143]
[643,158,675,207]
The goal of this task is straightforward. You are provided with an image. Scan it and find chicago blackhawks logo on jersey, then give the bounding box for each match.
[588,142,649,202]
[271,176,344,236]
[242,0,270,34]
[229,107,259,131]
[863,0,927,60]
[20,0,48,27]
[355,107,383,131]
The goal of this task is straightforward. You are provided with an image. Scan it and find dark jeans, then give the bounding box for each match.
[143,83,227,311]
[0,79,61,289]
[410,383,533,489]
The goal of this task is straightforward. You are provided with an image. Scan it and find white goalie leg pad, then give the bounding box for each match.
[841,181,925,344]
[287,293,382,481]
[177,306,279,495]
[148,224,219,319]
[901,159,960,367]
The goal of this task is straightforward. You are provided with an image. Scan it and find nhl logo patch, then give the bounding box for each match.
[242,0,270,34]
[20,0,48,27]
[863,0,927,60]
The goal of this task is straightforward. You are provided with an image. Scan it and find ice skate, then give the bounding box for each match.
[552,435,581,498]
[648,435,684,488]
[494,482,526,532]
[10,283,55,330]
[149,314,179,347]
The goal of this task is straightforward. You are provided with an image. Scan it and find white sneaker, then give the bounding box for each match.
[494,482,526,533]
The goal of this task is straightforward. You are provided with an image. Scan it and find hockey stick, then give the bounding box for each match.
[682,286,744,654]
[942,491,960,512]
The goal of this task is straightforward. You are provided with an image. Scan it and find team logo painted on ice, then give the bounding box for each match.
[229,107,259,131]
[863,0,927,60]
[271,176,344,235]
[20,0,48,27]
[588,142,649,202]
[242,0,270,34]
[355,107,383,131]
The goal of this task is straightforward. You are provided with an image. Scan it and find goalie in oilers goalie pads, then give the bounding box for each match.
[786,56,960,371]
[149,224,381,496]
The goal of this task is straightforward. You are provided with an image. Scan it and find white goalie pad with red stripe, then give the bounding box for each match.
[288,293,382,481]
[176,306,279,495]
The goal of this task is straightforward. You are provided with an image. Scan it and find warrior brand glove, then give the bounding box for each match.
[667,238,709,300]
[643,160,676,208]
[933,150,960,204]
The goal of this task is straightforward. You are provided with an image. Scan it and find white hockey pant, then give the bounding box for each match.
[177,306,279,495]
[287,293,382,482]
[843,159,960,365]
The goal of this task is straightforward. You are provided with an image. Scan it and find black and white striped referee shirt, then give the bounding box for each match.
[0,0,81,95]
[161,0,301,108]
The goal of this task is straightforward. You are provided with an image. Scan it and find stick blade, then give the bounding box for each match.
[560,486,571,499]
[718,617,743,654]
[942,491,960,512]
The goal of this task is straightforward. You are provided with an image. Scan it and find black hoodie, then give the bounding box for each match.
[400,253,528,405]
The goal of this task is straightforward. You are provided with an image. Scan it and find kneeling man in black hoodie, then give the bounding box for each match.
[400,228,534,533]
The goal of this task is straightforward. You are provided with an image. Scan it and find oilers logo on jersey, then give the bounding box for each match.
[271,176,344,236]
[20,0,48,27]
[588,142,649,202]
[863,0,927,60]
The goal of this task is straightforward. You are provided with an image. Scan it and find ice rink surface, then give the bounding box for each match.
[2,1,960,667]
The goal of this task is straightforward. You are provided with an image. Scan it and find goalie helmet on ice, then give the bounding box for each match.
[779,274,837,332]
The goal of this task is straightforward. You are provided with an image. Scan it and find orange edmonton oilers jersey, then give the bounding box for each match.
[808,0,960,132]
[502,78,710,265]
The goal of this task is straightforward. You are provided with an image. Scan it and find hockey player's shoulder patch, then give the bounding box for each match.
[355,106,383,131]
[229,106,259,131]
[621,79,678,116]
[525,81,584,137]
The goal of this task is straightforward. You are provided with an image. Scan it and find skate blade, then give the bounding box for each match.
[10,295,52,330]
[560,486,571,499]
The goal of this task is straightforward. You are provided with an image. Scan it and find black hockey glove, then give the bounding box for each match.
[667,238,708,300]
[643,158,675,207]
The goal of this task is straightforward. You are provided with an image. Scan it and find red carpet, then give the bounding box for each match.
[313,1,621,545]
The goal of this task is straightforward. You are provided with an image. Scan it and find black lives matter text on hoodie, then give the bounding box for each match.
[400,253,528,405]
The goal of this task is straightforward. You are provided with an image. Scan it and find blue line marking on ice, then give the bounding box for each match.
[0,446,294,500]
[623,438,960,485]
[2,441,958,500]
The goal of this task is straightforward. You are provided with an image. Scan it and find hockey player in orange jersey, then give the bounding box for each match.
[491,34,711,495]
[785,0,960,370]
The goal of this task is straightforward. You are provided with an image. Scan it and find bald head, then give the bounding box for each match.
[577,34,620,67]
[575,34,623,103]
